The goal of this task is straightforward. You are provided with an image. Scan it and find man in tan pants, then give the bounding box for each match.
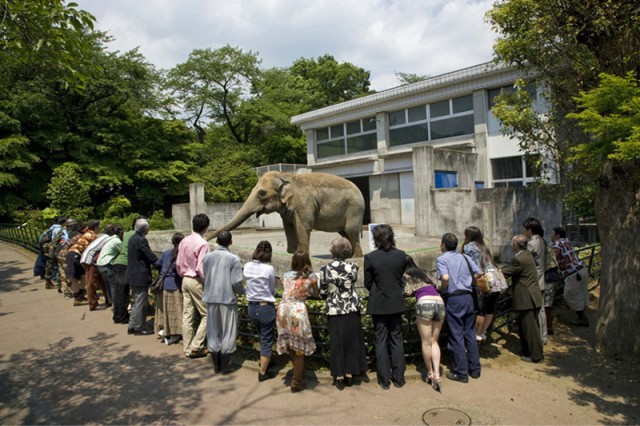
[176,214,211,358]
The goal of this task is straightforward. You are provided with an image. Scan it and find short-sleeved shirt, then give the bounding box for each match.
[436,250,481,294]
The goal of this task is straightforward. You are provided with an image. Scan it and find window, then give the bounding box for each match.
[315,116,377,159]
[435,171,458,188]
[491,155,539,187]
[475,181,485,189]
[389,94,475,146]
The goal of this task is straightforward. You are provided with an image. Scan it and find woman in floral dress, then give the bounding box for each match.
[319,237,367,390]
[276,251,319,393]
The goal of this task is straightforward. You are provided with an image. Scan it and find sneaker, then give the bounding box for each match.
[165,336,180,345]
[158,329,165,337]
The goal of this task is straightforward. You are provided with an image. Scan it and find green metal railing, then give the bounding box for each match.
[0,223,601,365]
[0,223,41,253]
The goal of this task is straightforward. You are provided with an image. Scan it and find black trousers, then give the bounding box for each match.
[517,307,544,362]
[372,313,405,386]
[112,264,130,324]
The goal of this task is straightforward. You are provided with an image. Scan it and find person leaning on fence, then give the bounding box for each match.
[437,232,482,384]
[551,227,590,327]
[404,255,444,393]
[276,251,319,393]
[96,225,124,307]
[522,218,551,345]
[67,220,100,306]
[461,226,501,344]
[176,213,211,359]
[125,219,158,335]
[319,237,367,390]
[80,223,112,311]
[364,224,409,390]
[243,240,277,382]
[44,216,68,290]
[55,218,78,299]
[500,234,544,364]
[154,232,185,345]
[201,230,245,375]
[111,216,145,325]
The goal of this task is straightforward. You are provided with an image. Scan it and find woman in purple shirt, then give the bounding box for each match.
[404,256,444,392]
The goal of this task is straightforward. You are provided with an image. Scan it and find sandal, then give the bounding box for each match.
[426,372,434,385]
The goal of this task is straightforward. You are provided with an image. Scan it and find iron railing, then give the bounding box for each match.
[0,224,600,365]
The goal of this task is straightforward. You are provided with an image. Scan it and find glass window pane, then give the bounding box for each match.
[346,120,361,135]
[430,100,450,118]
[316,127,329,141]
[317,140,345,158]
[389,110,406,126]
[452,95,473,113]
[330,124,344,138]
[408,105,427,122]
[389,123,428,146]
[491,156,523,179]
[362,116,377,132]
[430,115,474,140]
[435,171,458,188]
[347,133,377,153]
[475,181,485,189]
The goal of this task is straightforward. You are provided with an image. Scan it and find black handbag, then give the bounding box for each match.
[151,261,175,292]
[463,255,484,313]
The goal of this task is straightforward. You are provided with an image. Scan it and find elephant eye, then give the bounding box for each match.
[258,190,267,198]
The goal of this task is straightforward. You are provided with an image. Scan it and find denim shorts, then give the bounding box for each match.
[416,299,446,322]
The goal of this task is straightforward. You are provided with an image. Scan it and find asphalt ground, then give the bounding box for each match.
[1,242,638,425]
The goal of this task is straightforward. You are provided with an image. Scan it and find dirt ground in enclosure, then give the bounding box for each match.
[1,242,639,425]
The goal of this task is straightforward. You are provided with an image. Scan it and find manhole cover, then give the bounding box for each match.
[423,408,472,425]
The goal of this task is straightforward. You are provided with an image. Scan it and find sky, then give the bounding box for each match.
[75,0,500,91]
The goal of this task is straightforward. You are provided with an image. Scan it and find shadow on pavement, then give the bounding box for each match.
[0,332,203,425]
[0,261,36,293]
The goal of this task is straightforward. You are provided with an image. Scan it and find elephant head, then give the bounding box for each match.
[204,171,292,241]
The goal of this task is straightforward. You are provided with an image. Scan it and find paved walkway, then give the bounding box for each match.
[1,242,638,425]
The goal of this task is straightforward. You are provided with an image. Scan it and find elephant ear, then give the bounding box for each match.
[273,176,292,206]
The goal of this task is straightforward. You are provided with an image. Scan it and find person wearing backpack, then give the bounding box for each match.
[44,216,68,292]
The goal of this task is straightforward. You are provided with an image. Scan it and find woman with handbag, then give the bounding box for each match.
[154,232,185,345]
[462,226,506,344]
[404,256,445,392]
[319,237,367,390]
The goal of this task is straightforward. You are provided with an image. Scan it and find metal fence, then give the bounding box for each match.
[0,223,41,253]
[0,223,601,365]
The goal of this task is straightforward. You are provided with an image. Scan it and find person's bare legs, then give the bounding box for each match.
[417,318,434,380]
[478,313,494,336]
[431,320,443,381]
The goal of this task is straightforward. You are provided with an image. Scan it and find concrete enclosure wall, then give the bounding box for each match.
[172,203,281,232]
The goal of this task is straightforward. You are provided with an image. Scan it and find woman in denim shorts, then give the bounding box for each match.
[405,256,445,392]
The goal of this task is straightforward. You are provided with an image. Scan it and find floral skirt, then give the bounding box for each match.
[276,299,316,356]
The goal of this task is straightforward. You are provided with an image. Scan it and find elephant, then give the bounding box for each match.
[205,171,365,257]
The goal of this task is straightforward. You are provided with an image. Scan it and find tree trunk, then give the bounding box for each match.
[595,160,640,361]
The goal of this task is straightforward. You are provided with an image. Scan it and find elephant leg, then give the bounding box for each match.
[294,216,311,255]
[283,220,297,254]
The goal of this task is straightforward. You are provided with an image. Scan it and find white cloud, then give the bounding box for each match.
[76,0,498,91]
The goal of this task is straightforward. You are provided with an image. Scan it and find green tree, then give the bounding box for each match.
[290,54,372,109]
[487,0,640,359]
[46,162,91,219]
[395,71,429,85]
[165,45,262,144]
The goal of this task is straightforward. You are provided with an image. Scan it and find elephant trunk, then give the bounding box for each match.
[203,199,262,241]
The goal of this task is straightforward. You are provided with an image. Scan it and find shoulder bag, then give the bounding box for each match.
[462,255,485,312]
[151,261,175,292]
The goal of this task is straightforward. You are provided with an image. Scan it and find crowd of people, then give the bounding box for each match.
[33,214,590,393]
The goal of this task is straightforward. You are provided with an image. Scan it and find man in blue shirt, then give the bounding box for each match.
[436,232,482,383]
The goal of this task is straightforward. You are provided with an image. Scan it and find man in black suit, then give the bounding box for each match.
[501,234,544,363]
[364,224,409,389]
[125,219,158,335]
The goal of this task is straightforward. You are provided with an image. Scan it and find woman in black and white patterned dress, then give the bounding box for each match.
[319,237,368,390]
